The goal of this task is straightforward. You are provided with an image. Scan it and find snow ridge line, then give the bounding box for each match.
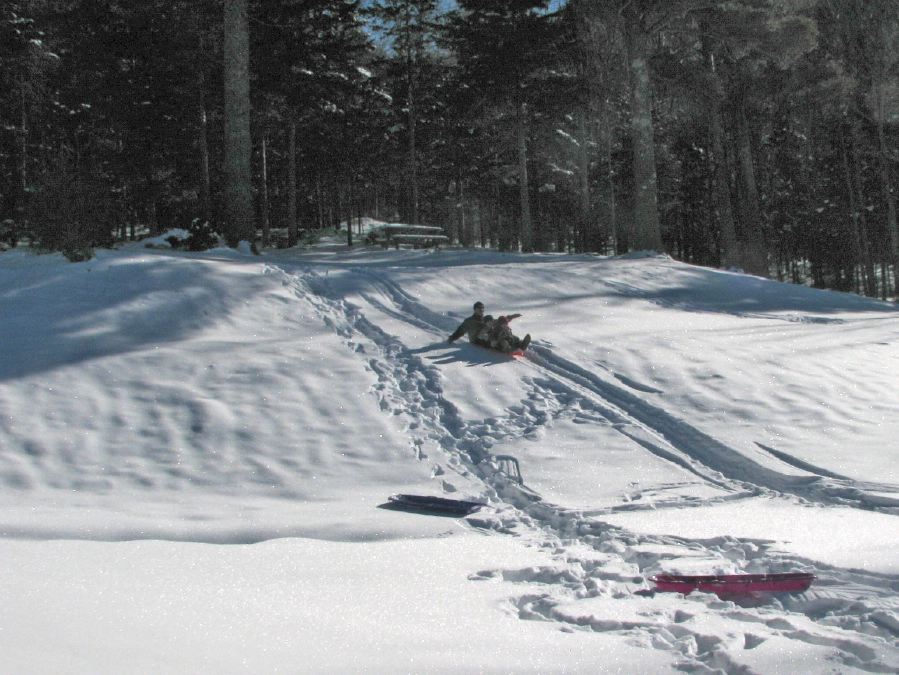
[271,263,899,671]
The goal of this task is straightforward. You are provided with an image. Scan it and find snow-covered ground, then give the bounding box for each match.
[1,229,898,673]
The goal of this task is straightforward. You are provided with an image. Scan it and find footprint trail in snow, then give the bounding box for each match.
[271,261,899,674]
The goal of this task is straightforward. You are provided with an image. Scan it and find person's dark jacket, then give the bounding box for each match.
[448,313,494,344]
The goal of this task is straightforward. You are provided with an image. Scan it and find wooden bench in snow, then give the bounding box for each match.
[370,224,449,249]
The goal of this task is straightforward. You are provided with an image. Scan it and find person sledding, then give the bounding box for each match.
[448,302,531,353]
[448,301,493,347]
[483,313,531,353]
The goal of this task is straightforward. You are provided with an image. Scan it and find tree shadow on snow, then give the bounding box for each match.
[0,255,236,381]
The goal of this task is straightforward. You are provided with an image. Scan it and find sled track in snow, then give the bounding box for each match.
[272,262,899,673]
[526,346,899,514]
[343,265,899,515]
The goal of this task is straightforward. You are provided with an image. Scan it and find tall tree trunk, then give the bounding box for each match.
[699,28,740,270]
[709,104,744,267]
[734,99,768,276]
[196,43,211,224]
[16,83,28,217]
[407,60,419,224]
[260,133,270,248]
[875,87,899,295]
[623,14,662,252]
[147,199,159,235]
[707,95,740,268]
[577,110,592,253]
[288,121,298,246]
[850,114,877,295]
[603,104,618,254]
[315,173,325,229]
[346,180,354,247]
[458,170,468,246]
[222,0,254,247]
[842,127,865,294]
[517,101,533,252]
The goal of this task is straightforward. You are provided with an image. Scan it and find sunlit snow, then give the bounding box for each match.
[1,226,897,673]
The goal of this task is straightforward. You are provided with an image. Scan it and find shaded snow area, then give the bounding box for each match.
[1,239,898,673]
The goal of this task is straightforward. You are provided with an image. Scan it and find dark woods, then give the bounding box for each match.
[1,1,897,297]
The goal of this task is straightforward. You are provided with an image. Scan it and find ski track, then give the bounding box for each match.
[348,264,899,515]
[270,262,899,674]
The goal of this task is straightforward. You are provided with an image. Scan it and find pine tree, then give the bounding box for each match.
[0,1,57,232]
[689,1,818,277]
[446,0,560,251]
[253,0,372,246]
[368,0,440,225]
[818,0,899,294]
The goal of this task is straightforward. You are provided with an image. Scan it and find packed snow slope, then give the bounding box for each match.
[1,234,898,674]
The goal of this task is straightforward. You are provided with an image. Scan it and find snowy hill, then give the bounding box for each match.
[1,238,898,673]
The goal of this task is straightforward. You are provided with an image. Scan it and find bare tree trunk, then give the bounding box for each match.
[17,86,27,219]
[458,170,468,246]
[841,125,873,295]
[197,63,211,223]
[604,106,617,254]
[222,0,254,247]
[147,199,159,235]
[407,64,419,224]
[517,101,533,252]
[623,14,662,251]
[334,187,340,230]
[842,128,864,294]
[315,173,325,229]
[709,102,740,268]
[875,87,899,295]
[734,100,768,276]
[577,110,592,253]
[346,180,354,247]
[851,116,877,296]
[260,133,270,248]
[700,30,740,269]
[288,122,298,246]
[119,185,128,242]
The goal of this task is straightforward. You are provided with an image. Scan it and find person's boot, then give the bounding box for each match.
[520,334,531,351]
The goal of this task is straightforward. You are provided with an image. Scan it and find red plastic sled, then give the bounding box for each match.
[650,572,815,596]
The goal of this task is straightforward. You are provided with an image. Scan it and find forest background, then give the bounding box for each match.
[1,0,897,297]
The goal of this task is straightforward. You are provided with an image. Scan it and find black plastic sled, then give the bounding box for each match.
[386,494,485,516]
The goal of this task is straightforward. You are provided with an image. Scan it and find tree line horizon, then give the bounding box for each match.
[1,1,897,297]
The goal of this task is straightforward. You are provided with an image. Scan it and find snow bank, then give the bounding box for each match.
[1,239,897,673]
